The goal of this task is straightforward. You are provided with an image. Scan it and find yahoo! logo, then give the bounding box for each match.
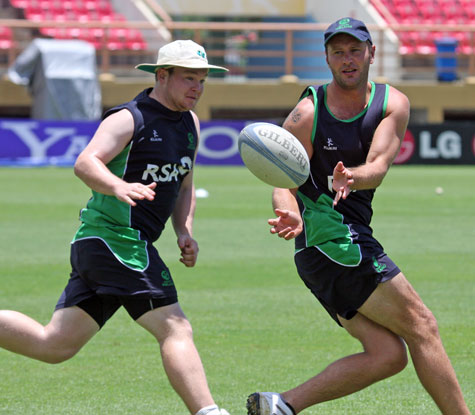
[0,119,246,166]
[0,120,95,163]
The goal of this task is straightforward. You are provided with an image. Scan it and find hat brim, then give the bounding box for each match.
[135,62,228,74]
[325,31,371,45]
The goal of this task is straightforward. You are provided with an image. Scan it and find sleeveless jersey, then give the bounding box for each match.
[295,82,390,266]
[72,87,198,271]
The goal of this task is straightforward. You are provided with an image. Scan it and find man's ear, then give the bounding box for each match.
[370,44,376,64]
[156,68,168,82]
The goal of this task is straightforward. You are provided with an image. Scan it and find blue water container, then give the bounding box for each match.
[434,37,458,82]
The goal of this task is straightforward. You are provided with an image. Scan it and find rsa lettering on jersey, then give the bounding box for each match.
[142,157,193,182]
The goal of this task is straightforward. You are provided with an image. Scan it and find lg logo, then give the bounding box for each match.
[395,129,464,164]
[419,130,461,159]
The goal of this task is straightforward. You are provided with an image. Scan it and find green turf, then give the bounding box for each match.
[0,165,474,414]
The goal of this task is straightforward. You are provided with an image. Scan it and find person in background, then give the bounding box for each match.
[0,39,230,415]
[246,17,470,415]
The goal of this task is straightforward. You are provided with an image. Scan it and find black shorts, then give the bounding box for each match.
[55,238,178,327]
[294,245,400,326]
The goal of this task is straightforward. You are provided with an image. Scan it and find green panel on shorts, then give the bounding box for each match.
[73,223,149,271]
[298,192,362,266]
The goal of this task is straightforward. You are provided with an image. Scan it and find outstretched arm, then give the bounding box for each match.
[74,109,156,206]
[268,95,315,240]
[332,86,410,205]
[268,188,303,240]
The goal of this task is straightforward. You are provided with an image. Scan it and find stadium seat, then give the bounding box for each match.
[106,39,124,51]
[0,25,13,39]
[24,6,45,22]
[37,0,55,10]
[0,26,14,50]
[9,0,31,7]
[125,29,147,51]
[12,0,146,52]
[415,31,437,54]
[370,0,471,55]
[397,3,420,22]
[96,0,113,15]
[0,38,14,50]
[462,2,475,20]
[398,31,417,54]
[39,26,57,37]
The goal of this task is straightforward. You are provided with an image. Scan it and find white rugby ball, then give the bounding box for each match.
[238,122,310,188]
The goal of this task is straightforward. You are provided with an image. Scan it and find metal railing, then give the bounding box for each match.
[1,18,474,80]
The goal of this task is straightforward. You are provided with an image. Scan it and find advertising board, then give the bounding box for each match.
[1,119,474,166]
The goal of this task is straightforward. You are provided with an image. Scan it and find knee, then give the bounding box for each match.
[376,337,408,377]
[365,333,407,381]
[157,316,194,345]
[404,306,440,345]
[40,345,80,364]
[385,338,408,375]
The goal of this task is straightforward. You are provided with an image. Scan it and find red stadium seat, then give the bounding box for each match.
[96,0,113,15]
[14,0,144,51]
[461,2,475,20]
[39,26,57,37]
[90,27,105,39]
[450,31,473,54]
[398,31,417,54]
[0,25,15,50]
[9,0,31,7]
[37,0,55,10]
[419,2,442,19]
[415,31,437,54]
[0,38,14,49]
[24,6,45,22]
[370,0,471,54]
[0,26,13,39]
[106,39,125,51]
[397,3,421,21]
[125,29,148,51]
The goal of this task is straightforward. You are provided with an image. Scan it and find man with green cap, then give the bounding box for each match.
[247,17,470,415]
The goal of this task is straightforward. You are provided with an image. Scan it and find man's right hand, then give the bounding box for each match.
[114,181,157,206]
[268,208,303,240]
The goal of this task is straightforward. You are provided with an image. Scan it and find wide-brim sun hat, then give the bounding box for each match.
[135,39,228,74]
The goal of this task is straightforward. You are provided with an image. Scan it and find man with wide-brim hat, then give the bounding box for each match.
[0,38,230,415]
[73,39,230,415]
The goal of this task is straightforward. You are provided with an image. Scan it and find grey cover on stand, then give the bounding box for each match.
[8,38,102,120]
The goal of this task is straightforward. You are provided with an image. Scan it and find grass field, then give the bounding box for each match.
[0,165,474,414]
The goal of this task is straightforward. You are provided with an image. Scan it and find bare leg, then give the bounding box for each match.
[137,303,215,415]
[0,306,99,363]
[282,313,407,413]
[358,273,470,415]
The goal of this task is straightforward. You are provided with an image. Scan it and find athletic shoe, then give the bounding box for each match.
[246,392,294,415]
